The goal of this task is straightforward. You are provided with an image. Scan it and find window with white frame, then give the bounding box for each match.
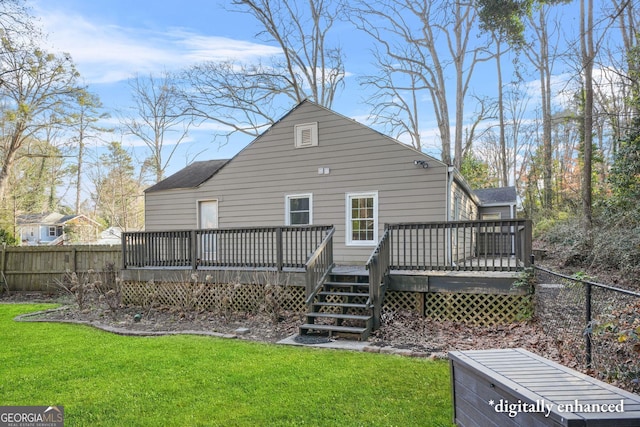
[453,195,462,220]
[346,192,377,245]
[286,194,312,225]
[294,122,318,148]
[48,226,57,237]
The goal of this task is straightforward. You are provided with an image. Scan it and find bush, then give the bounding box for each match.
[536,211,640,277]
[0,229,18,246]
[533,212,575,243]
[588,221,640,276]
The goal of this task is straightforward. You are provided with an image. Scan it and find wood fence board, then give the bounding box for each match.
[1,245,121,291]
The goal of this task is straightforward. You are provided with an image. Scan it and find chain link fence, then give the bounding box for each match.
[535,265,640,393]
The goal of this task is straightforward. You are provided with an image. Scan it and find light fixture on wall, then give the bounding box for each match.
[414,160,429,168]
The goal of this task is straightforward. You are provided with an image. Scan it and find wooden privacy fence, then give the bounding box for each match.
[122,225,334,271]
[1,245,122,292]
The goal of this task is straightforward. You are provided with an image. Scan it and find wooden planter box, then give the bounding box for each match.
[449,348,640,426]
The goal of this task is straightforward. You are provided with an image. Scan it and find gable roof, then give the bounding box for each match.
[146,100,449,195]
[473,186,517,206]
[16,213,100,226]
[145,159,230,193]
[265,99,446,166]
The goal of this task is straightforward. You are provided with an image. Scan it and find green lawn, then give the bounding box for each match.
[0,304,454,426]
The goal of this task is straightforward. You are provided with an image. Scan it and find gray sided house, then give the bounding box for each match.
[129,100,530,339]
[144,100,491,265]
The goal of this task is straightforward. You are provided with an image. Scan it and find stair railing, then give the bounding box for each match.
[366,228,391,330]
[304,227,335,307]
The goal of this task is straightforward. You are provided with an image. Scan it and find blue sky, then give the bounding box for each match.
[31,0,384,170]
[29,0,591,188]
[32,1,289,167]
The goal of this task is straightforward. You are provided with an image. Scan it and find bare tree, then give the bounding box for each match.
[580,0,596,230]
[350,0,492,167]
[504,83,534,190]
[90,141,144,230]
[522,5,561,212]
[0,37,79,201]
[121,72,189,183]
[181,0,345,142]
[359,49,425,151]
[68,89,110,213]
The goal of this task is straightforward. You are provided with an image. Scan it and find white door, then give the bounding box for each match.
[198,200,218,261]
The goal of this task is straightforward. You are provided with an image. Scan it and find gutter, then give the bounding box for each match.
[445,166,455,265]
[446,166,455,222]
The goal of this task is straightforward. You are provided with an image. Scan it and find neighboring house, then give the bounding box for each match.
[144,100,515,265]
[17,213,101,245]
[96,226,124,245]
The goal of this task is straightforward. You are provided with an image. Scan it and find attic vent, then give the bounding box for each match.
[294,122,318,148]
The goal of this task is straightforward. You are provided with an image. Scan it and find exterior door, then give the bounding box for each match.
[198,200,218,261]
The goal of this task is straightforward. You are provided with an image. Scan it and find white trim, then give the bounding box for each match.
[294,122,318,148]
[345,191,378,246]
[285,193,313,225]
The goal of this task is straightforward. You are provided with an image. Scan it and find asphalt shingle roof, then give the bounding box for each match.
[145,159,229,193]
[473,186,517,205]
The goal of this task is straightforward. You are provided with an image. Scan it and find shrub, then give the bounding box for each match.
[0,229,18,246]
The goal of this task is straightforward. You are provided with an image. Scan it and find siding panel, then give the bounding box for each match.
[146,102,458,264]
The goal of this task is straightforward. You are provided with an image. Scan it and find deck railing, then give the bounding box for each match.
[304,227,335,306]
[122,225,334,271]
[366,228,391,330]
[386,219,532,272]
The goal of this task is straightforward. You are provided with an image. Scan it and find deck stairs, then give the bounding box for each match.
[299,270,373,340]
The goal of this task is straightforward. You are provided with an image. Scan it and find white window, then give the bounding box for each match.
[286,194,312,225]
[453,195,461,221]
[197,200,219,262]
[346,192,378,246]
[294,122,318,148]
[48,226,57,237]
[198,200,219,229]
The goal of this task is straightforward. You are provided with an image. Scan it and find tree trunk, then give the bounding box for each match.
[496,39,508,186]
[539,9,554,212]
[581,0,594,230]
[0,125,25,203]
[75,137,84,214]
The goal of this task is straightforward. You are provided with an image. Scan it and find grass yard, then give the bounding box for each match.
[0,304,454,426]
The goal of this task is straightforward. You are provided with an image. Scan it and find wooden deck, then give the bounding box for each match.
[331,263,523,295]
[121,220,533,337]
[449,348,640,426]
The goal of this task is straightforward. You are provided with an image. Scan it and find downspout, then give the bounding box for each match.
[511,202,517,258]
[446,166,455,265]
[446,166,454,221]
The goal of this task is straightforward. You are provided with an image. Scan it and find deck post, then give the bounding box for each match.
[585,281,593,369]
[121,233,126,269]
[190,230,198,270]
[524,219,532,267]
[276,227,283,271]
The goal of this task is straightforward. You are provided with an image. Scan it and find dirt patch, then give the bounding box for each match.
[8,292,301,343]
[4,292,560,361]
[370,310,561,360]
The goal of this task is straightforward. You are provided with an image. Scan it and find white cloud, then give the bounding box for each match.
[36,9,281,84]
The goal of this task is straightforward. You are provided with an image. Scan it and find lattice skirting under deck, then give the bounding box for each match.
[424,292,533,325]
[122,281,307,313]
[122,282,532,325]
